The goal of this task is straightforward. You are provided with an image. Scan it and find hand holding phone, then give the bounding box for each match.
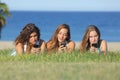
[92,43,98,48]
[60,41,66,47]
[33,41,40,48]
[58,41,67,52]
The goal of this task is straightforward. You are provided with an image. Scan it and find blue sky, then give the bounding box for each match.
[2,0,120,11]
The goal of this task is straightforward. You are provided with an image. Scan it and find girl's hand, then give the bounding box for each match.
[31,47,40,53]
[90,46,97,53]
[58,45,67,52]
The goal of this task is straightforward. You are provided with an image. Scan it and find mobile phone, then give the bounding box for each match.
[60,41,67,47]
[92,43,98,48]
[33,41,40,48]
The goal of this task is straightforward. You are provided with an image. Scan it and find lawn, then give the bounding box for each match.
[0,49,120,80]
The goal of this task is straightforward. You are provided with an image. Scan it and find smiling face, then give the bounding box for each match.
[89,30,99,44]
[57,28,68,43]
[29,32,38,45]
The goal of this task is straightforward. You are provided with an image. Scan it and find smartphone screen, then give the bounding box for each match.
[60,41,66,47]
[34,41,40,48]
[92,43,98,48]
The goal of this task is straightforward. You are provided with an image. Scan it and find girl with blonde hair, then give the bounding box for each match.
[47,24,75,53]
[80,25,107,55]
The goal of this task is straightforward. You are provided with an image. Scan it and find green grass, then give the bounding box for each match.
[0,49,120,80]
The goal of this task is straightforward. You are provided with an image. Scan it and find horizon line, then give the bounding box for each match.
[9,10,120,12]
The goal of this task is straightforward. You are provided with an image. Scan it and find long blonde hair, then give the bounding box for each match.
[47,24,71,52]
[80,25,100,52]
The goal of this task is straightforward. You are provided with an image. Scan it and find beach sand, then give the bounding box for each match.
[75,42,120,52]
[0,41,120,51]
[0,41,15,50]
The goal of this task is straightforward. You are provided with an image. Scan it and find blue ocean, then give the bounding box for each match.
[1,11,120,42]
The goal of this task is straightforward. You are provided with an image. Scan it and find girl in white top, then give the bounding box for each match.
[13,23,46,55]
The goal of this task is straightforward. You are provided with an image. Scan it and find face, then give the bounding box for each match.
[29,32,38,45]
[89,30,99,44]
[57,28,68,43]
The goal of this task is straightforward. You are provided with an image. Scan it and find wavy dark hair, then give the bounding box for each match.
[15,23,40,45]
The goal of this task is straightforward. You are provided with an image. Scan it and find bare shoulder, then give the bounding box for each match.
[15,43,23,51]
[42,41,46,45]
[100,39,107,48]
[39,39,46,45]
[67,40,75,52]
[101,40,107,45]
[16,43,23,47]
[100,40,107,54]
[67,40,75,47]
[46,40,52,49]
[46,40,51,46]
[39,39,46,48]
[15,43,24,50]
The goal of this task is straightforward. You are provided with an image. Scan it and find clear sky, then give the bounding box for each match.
[1,0,120,11]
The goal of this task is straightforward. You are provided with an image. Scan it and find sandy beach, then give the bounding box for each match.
[75,42,120,52]
[0,41,120,51]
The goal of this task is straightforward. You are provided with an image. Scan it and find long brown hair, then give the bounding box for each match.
[15,23,40,52]
[47,24,71,52]
[80,25,100,52]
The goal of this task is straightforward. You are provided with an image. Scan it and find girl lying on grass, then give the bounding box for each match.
[11,23,46,56]
[79,25,107,55]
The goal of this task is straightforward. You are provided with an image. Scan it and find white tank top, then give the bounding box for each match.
[11,44,27,56]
